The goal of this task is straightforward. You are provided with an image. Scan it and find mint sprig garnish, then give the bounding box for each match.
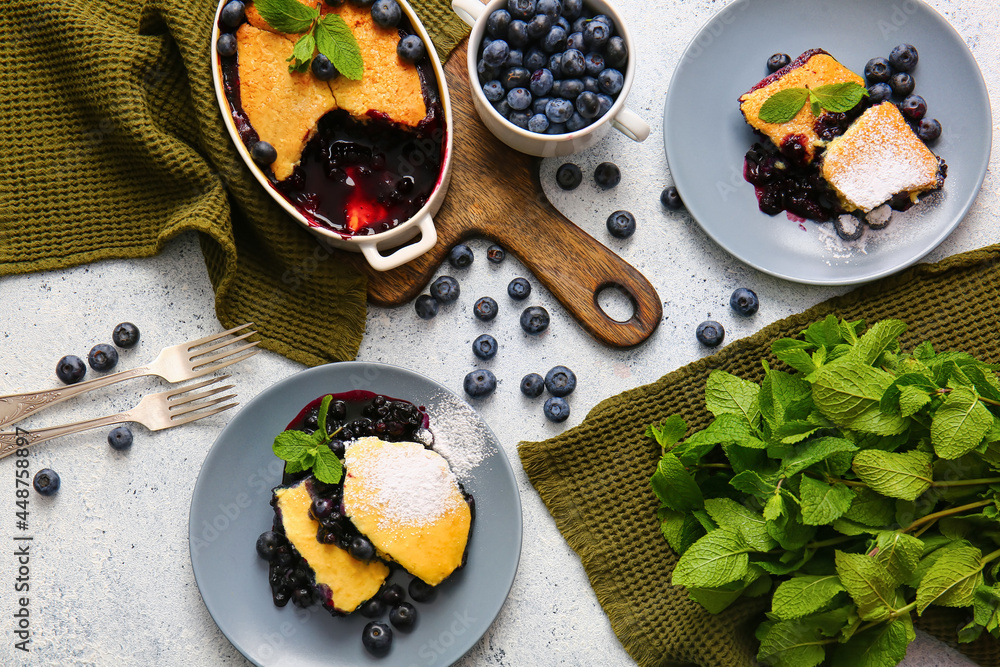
[649,315,1000,663]
[758,82,868,124]
[252,0,364,80]
[272,395,344,483]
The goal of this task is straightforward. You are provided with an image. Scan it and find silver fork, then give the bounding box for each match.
[0,323,258,428]
[0,376,238,459]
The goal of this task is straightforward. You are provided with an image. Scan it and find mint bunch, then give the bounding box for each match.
[758,82,868,124]
[273,395,344,484]
[252,0,363,79]
[650,315,1000,666]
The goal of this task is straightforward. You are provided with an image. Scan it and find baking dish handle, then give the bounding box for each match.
[359,214,438,272]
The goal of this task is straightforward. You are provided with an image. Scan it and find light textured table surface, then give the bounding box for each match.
[1,0,997,664]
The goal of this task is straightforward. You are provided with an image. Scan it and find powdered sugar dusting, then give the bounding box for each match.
[425,391,491,482]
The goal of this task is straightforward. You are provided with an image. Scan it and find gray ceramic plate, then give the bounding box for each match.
[663,0,991,285]
[189,362,521,667]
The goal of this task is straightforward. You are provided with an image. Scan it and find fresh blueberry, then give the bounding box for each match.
[766,53,791,72]
[606,210,636,238]
[583,51,605,77]
[362,622,393,655]
[594,162,620,190]
[408,578,437,603]
[547,53,563,76]
[482,39,510,68]
[311,496,336,520]
[88,343,118,371]
[472,334,498,360]
[558,78,584,100]
[864,56,891,83]
[33,469,61,496]
[483,80,505,102]
[526,13,551,39]
[486,9,511,37]
[112,322,140,348]
[546,122,567,134]
[597,68,623,95]
[520,306,550,334]
[56,355,86,384]
[596,93,614,118]
[371,0,401,27]
[396,34,425,62]
[360,598,386,618]
[582,75,599,93]
[507,87,532,111]
[464,369,498,398]
[561,0,582,19]
[493,99,512,118]
[520,373,544,397]
[250,140,277,166]
[555,163,582,190]
[256,531,282,561]
[448,244,474,268]
[429,276,460,303]
[900,94,927,121]
[473,297,498,321]
[291,587,314,608]
[502,66,531,89]
[545,98,574,123]
[536,0,561,17]
[508,277,532,300]
[389,602,418,631]
[660,185,683,210]
[108,425,133,450]
[478,59,499,84]
[560,48,586,77]
[505,49,524,68]
[571,16,587,33]
[220,0,245,28]
[889,43,918,72]
[565,112,587,131]
[566,31,585,52]
[696,320,725,347]
[507,19,529,48]
[582,20,609,50]
[509,111,531,129]
[916,118,941,143]
[730,288,759,316]
[529,68,554,96]
[525,47,547,71]
[528,113,550,133]
[380,583,406,606]
[576,91,600,119]
[543,396,570,422]
[486,244,506,263]
[889,72,914,97]
[544,365,576,396]
[349,536,376,561]
[507,0,535,20]
[591,15,615,33]
[604,35,627,68]
[414,295,439,319]
[311,54,340,80]
[867,82,892,104]
[216,33,237,57]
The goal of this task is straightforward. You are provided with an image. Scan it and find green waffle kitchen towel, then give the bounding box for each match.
[520,245,1000,667]
[0,0,469,366]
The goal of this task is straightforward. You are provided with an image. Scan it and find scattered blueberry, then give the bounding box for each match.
[606,210,636,238]
[486,9,511,38]
[464,369,498,398]
[408,578,437,603]
[889,43,919,72]
[900,94,927,121]
[448,244,474,269]
[380,582,406,606]
[766,53,790,72]
[472,334,498,360]
[396,34,425,62]
[112,322,140,348]
[220,0,245,28]
[486,245,506,263]
[889,72,914,98]
[864,57,891,83]
[867,82,892,105]
[33,469,60,496]
[473,297,499,321]
[556,162,582,190]
[389,602,418,631]
[108,425,133,450]
[508,277,532,300]
[696,320,725,347]
[520,306,550,334]
[311,54,340,80]
[360,598,386,618]
[56,355,86,384]
[216,33,237,57]
[311,496,336,520]
[916,118,941,143]
[544,366,576,396]
[520,373,544,397]
[349,536,376,561]
[88,343,119,372]
[250,140,277,166]
[362,622,393,655]
[660,186,683,210]
[729,288,759,316]
[594,162,620,190]
[371,0,401,27]
[256,531,282,560]
[414,295,439,319]
[543,396,570,422]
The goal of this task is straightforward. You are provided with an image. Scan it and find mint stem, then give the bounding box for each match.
[903,499,993,534]
[932,477,1000,487]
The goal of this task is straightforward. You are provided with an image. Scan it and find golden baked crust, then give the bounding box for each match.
[739,50,864,164]
[821,102,943,213]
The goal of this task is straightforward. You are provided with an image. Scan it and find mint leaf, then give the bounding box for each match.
[812,363,907,435]
[898,384,932,417]
[685,412,764,449]
[931,386,993,459]
[672,528,751,588]
[272,429,317,461]
[852,450,933,501]
[780,436,857,478]
[873,531,923,583]
[811,82,869,113]
[315,394,333,439]
[767,500,817,551]
[646,414,687,451]
[829,615,915,667]
[650,452,704,512]
[705,370,760,428]
[842,319,906,366]
[916,544,984,613]
[835,551,897,622]
[730,470,777,497]
[843,488,896,526]
[704,497,776,551]
[687,586,745,614]
[772,339,818,375]
[771,575,846,620]
[756,617,828,667]
[315,13,364,81]
[760,369,812,431]
[312,445,343,484]
[658,507,704,556]
[758,87,810,124]
[254,0,319,34]
[287,30,315,73]
[804,315,845,348]
[799,476,854,525]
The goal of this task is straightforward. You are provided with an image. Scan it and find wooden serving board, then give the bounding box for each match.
[342,38,662,348]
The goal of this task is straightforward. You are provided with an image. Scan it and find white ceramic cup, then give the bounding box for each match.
[452,0,649,157]
[211,0,452,272]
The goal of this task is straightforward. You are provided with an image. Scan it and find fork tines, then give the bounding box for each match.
[187,323,261,373]
[167,376,238,423]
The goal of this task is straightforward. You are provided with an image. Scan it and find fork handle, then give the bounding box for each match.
[0,412,131,459]
[0,366,151,429]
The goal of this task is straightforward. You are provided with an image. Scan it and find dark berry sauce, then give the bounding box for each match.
[744,142,841,222]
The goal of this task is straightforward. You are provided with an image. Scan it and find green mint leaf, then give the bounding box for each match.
[253,0,319,34]
[771,574,846,620]
[758,87,810,124]
[774,421,822,444]
[931,386,993,460]
[272,429,317,462]
[834,551,897,622]
[852,450,933,501]
[832,518,879,536]
[705,370,761,429]
[704,497,776,551]
[730,470,778,497]
[691,509,717,533]
[799,476,854,526]
[756,617,828,667]
[286,30,316,73]
[964,365,1000,404]
[873,531,923,583]
[970,584,1000,639]
[804,315,845,348]
[650,452,704,512]
[780,436,857,478]
[829,615,915,667]
[658,507,705,556]
[898,384,932,417]
[299,451,316,469]
[671,528,750,588]
[766,501,817,551]
[686,412,763,448]
[283,457,307,474]
[812,362,907,435]
[772,339,818,375]
[909,538,972,588]
[811,82,869,113]
[312,444,343,484]
[315,13,364,81]
[315,394,333,440]
[842,319,907,367]
[760,369,813,431]
[646,414,687,451]
[916,544,984,613]
[809,96,821,117]
[686,586,745,614]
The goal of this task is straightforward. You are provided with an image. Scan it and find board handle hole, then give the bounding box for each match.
[596,284,636,324]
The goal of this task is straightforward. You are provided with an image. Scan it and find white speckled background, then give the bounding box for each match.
[1,0,997,664]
